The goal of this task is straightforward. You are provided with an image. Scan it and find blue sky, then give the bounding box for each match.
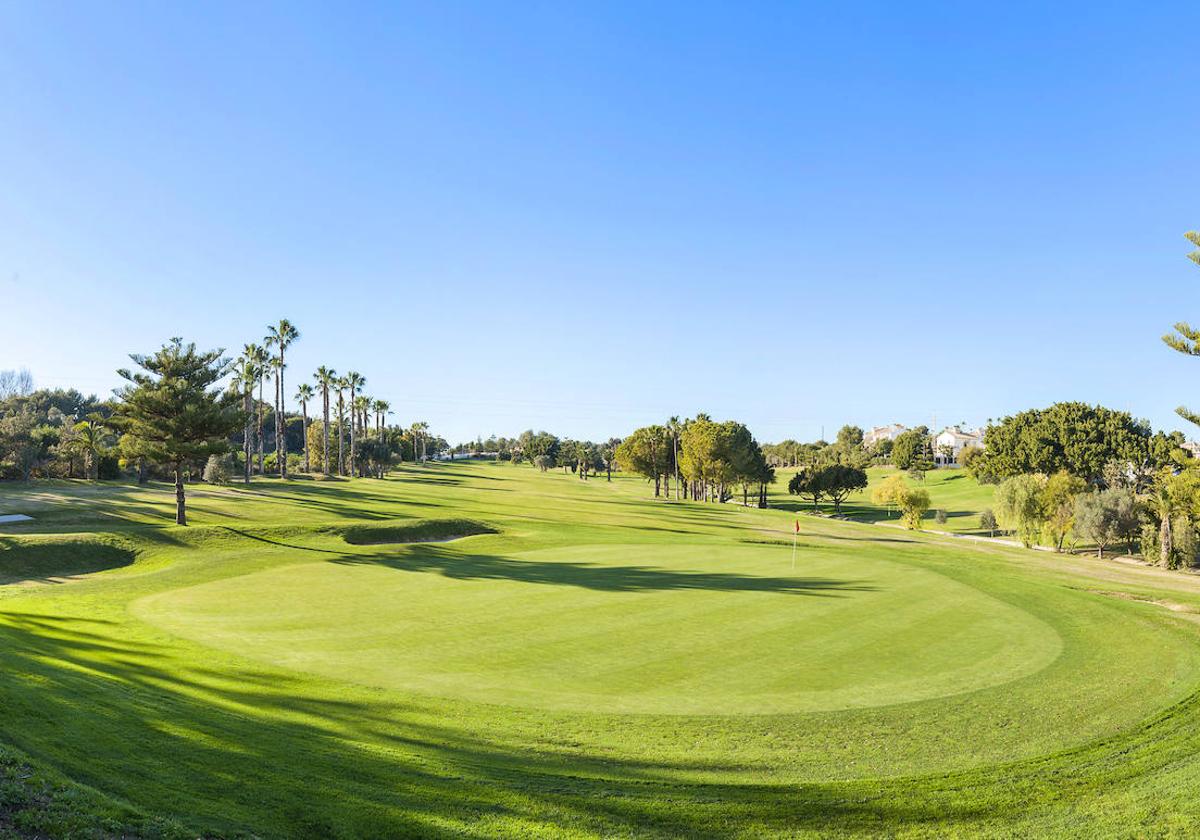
[2,2,1198,444]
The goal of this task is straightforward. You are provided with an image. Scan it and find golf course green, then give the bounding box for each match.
[4,460,1200,837]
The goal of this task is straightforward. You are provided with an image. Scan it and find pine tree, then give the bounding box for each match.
[1163,231,1200,427]
[113,338,241,525]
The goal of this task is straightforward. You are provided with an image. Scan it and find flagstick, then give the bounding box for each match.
[791,528,797,571]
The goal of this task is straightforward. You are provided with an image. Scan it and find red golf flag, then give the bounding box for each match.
[794,519,800,534]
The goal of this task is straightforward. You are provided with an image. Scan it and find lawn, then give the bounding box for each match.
[3,462,1200,837]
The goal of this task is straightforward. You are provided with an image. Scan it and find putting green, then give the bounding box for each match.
[136,542,1061,714]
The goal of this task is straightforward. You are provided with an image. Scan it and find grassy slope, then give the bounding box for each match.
[769,466,997,532]
[1,464,1199,837]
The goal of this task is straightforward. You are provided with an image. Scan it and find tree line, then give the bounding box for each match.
[954,231,1200,566]
[612,415,773,507]
[764,425,937,478]
[0,325,447,525]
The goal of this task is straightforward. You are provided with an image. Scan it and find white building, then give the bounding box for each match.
[934,426,984,465]
[864,423,907,448]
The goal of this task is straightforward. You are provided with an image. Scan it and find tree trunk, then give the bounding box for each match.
[243,387,252,484]
[279,350,288,479]
[275,369,282,477]
[1161,514,1173,567]
[302,404,310,472]
[674,437,680,500]
[174,464,187,526]
[349,388,357,478]
[257,375,265,475]
[322,390,330,474]
[337,400,345,475]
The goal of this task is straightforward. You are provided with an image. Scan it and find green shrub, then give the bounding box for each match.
[203,454,232,485]
[979,508,998,536]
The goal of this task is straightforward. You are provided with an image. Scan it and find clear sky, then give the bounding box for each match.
[2,2,1198,444]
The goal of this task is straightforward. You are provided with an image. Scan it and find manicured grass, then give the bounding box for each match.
[769,466,997,532]
[3,462,1200,837]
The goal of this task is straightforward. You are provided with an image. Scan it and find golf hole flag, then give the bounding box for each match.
[791,520,799,570]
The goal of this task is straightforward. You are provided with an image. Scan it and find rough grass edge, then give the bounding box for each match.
[0,742,192,840]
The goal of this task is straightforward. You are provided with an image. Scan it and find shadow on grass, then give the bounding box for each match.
[329,544,874,596]
[0,537,136,585]
[0,609,1192,838]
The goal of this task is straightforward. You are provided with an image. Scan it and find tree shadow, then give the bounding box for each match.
[0,608,1186,838]
[217,527,346,555]
[329,544,875,597]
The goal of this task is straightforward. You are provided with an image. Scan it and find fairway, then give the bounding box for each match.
[5,462,1200,837]
[769,466,998,533]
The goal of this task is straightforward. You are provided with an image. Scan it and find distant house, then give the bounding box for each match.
[864,423,907,448]
[1183,441,1200,460]
[934,426,984,465]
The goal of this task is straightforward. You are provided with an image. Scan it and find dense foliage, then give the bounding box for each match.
[975,402,1177,484]
[614,415,772,506]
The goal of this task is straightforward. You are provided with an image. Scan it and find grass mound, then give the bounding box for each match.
[0,535,137,585]
[334,518,496,545]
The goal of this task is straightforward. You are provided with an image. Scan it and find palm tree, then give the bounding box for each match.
[266,354,284,477]
[358,395,371,438]
[372,399,390,441]
[266,319,300,479]
[313,367,336,475]
[372,399,391,478]
[335,376,348,476]
[295,383,315,473]
[73,417,107,480]
[668,416,681,500]
[354,395,370,463]
[411,421,430,464]
[344,372,365,477]
[242,343,268,475]
[233,350,260,483]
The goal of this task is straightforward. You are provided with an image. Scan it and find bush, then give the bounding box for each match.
[995,474,1049,548]
[934,509,948,525]
[97,454,122,480]
[1175,515,1198,569]
[898,486,931,530]
[979,508,998,536]
[1143,516,1200,569]
[203,454,232,485]
[1140,523,1161,565]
